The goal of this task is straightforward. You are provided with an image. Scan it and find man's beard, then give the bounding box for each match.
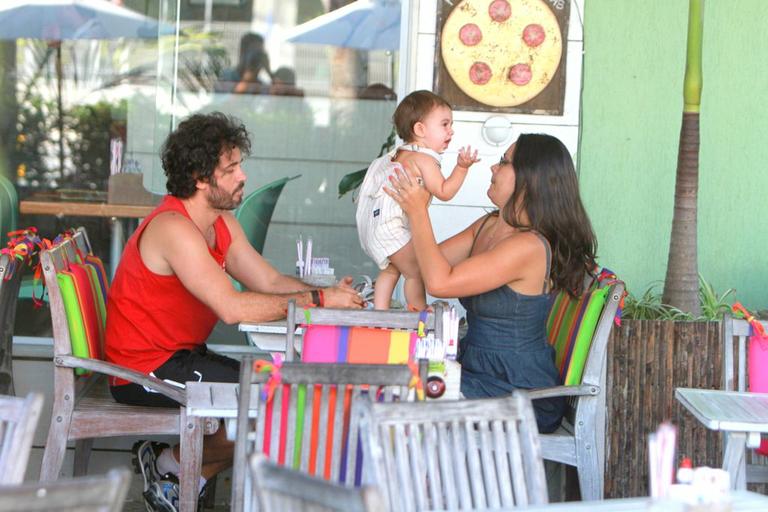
[207,181,244,210]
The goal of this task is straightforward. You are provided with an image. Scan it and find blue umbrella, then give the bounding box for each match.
[0,0,174,173]
[285,0,400,51]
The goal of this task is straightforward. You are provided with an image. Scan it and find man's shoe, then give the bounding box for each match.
[131,441,168,494]
[144,473,180,512]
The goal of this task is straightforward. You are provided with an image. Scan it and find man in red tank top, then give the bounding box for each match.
[105,112,363,510]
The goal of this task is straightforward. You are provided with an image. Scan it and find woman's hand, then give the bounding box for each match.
[384,164,431,216]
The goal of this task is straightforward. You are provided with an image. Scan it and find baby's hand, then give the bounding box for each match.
[457,146,481,169]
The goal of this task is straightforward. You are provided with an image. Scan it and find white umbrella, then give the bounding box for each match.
[285,0,400,51]
[0,0,168,40]
[0,0,173,174]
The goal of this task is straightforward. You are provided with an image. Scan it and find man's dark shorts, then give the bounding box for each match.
[110,344,240,408]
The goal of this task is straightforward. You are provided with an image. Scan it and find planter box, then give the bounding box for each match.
[605,319,722,498]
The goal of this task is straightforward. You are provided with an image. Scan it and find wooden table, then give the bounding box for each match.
[19,200,155,218]
[19,200,155,279]
[517,490,768,511]
[675,387,768,489]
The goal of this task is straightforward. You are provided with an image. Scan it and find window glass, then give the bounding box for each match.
[147,0,400,279]
[5,0,401,301]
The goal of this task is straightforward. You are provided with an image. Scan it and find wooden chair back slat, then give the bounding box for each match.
[0,467,130,512]
[233,358,420,512]
[360,392,547,511]
[435,422,458,508]
[0,393,43,485]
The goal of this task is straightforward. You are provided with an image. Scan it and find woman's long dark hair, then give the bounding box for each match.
[501,134,598,297]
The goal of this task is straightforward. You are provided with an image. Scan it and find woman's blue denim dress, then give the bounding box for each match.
[458,285,565,433]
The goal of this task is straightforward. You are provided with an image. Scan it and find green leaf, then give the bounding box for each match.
[338,169,367,198]
[337,126,397,199]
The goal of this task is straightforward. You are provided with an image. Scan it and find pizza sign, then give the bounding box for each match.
[434,0,570,114]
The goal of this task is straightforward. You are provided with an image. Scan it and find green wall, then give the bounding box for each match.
[580,0,768,310]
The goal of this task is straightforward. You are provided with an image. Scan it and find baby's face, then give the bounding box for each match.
[417,105,454,153]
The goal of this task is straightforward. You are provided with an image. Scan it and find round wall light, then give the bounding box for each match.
[481,115,514,146]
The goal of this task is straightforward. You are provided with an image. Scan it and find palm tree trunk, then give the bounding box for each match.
[662,0,703,316]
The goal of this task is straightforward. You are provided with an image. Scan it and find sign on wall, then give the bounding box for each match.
[434,0,570,115]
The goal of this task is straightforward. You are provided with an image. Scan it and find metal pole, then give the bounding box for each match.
[55,43,64,179]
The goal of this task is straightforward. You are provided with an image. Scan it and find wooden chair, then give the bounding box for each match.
[232,357,423,512]
[721,313,768,487]
[530,279,625,500]
[39,228,211,512]
[0,467,131,512]
[0,175,17,245]
[0,392,44,484]
[0,252,27,396]
[360,391,548,511]
[249,453,384,512]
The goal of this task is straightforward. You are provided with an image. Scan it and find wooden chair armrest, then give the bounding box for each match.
[527,384,599,400]
[54,355,186,404]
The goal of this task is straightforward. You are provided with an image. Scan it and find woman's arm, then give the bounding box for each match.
[386,167,541,298]
[437,215,489,266]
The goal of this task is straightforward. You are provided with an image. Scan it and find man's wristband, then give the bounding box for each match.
[310,289,320,306]
[318,289,325,307]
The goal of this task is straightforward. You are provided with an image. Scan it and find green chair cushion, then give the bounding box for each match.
[84,259,107,333]
[546,285,610,386]
[57,272,91,376]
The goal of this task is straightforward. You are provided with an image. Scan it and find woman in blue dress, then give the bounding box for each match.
[385,133,597,433]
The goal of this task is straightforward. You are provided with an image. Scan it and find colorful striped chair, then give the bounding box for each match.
[39,228,211,512]
[531,270,625,501]
[231,355,425,512]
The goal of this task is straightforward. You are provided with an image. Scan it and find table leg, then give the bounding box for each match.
[110,217,123,281]
[722,432,748,490]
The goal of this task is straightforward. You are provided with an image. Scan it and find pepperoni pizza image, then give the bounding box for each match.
[441,0,563,108]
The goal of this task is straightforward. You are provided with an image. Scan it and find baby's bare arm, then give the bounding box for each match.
[415,146,480,201]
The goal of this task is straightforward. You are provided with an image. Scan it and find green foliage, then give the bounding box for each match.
[338,127,397,198]
[169,29,229,92]
[13,94,56,189]
[624,275,736,321]
[68,100,127,190]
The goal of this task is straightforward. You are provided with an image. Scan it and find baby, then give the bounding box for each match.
[356,90,480,310]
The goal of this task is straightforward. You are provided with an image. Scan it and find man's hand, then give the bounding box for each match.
[322,276,365,308]
[456,145,480,169]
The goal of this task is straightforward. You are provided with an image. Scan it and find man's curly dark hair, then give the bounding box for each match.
[161,112,251,198]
